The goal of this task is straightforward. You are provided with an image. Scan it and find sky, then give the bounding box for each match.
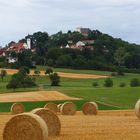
[0,0,140,46]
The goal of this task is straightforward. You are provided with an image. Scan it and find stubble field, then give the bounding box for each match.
[0,91,80,102]
[0,68,108,79]
[1,110,140,140]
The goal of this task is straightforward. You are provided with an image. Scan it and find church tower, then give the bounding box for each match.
[27,38,31,49]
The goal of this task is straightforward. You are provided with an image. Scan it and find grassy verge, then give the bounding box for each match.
[0,100,121,112]
[59,87,140,109]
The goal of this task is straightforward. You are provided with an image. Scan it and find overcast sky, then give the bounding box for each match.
[0,0,140,46]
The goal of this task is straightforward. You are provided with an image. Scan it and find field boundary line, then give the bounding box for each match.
[95,100,123,109]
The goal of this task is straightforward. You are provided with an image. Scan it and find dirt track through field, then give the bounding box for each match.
[0,91,80,102]
[1,110,140,140]
[0,68,109,79]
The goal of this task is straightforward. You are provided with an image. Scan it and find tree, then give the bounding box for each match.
[34,70,40,76]
[46,48,62,63]
[119,82,126,87]
[49,73,60,86]
[45,67,53,75]
[6,71,37,91]
[92,81,98,87]
[81,48,93,60]
[6,77,19,91]
[104,78,113,87]
[21,76,37,88]
[19,66,30,75]
[47,59,54,66]
[72,55,86,69]
[0,70,7,80]
[114,47,127,67]
[130,78,140,87]
[56,55,72,67]
[6,73,23,91]
[114,47,128,75]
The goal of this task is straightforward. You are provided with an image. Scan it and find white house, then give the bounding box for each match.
[76,41,85,47]
[8,57,18,63]
[65,44,70,48]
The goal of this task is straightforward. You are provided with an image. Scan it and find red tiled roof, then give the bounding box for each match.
[69,44,93,50]
[0,48,6,55]
[6,43,25,52]
[81,40,95,43]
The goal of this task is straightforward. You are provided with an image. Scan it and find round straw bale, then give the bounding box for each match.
[44,103,58,113]
[82,102,98,115]
[11,103,25,114]
[3,113,48,140]
[57,104,62,112]
[31,108,61,136]
[135,99,140,119]
[60,102,77,115]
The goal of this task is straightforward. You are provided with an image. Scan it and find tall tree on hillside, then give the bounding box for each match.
[114,47,128,75]
[114,47,128,67]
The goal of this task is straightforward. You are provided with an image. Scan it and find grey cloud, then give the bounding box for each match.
[0,0,140,46]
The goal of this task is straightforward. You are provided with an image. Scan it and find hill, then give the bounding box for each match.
[0,29,140,73]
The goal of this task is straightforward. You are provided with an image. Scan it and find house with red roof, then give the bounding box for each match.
[60,40,95,50]
[0,48,6,57]
[6,42,27,53]
[5,39,31,63]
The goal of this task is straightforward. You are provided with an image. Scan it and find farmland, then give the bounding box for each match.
[1,110,140,140]
[0,67,140,140]
[0,67,140,110]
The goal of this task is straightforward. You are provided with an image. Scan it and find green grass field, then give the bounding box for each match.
[0,67,140,111]
[0,100,119,112]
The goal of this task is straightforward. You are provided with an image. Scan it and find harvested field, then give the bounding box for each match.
[0,68,108,79]
[55,72,108,79]
[1,110,140,140]
[0,91,80,102]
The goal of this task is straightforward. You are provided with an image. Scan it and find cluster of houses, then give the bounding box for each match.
[0,38,95,64]
[0,27,97,63]
[0,39,32,63]
[60,40,95,50]
[60,27,95,50]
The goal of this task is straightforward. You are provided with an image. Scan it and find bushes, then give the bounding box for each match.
[19,66,30,75]
[92,82,98,87]
[104,78,113,87]
[34,70,40,76]
[111,72,117,76]
[45,67,53,75]
[49,73,60,86]
[6,70,37,91]
[91,78,140,88]
[130,78,140,87]
[119,82,126,87]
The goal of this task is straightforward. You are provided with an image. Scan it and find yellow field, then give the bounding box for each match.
[0,91,80,102]
[1,110,140,140]
[0,68,108,79]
